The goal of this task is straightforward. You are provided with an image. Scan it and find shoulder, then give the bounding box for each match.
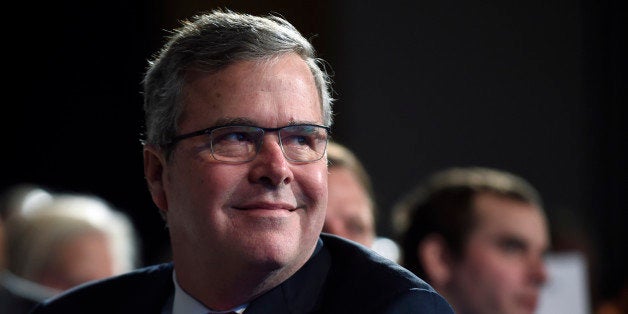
[321,233,426,289]
[0,284,39,314]
[319,234,453,313]
[31,263,174,314]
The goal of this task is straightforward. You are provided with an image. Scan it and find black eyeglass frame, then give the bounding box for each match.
[165,123,331,163]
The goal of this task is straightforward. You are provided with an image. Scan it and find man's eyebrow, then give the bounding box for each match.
[288,120,322,125]
[212,117,256,127]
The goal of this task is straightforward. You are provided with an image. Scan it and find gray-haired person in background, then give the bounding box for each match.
[394,167,549,314]
[32,9,453,314]
[0,185,138,314]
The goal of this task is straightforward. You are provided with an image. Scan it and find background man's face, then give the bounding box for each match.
[446,192,549,314]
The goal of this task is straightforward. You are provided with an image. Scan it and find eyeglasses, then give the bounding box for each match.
[168,124,330,163]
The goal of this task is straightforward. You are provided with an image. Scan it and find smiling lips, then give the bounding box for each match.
[234,202,298,212]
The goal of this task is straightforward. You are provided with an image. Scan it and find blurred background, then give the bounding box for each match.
[2,0,625,312]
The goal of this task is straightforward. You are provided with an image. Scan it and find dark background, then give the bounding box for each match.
[2,0,625,309]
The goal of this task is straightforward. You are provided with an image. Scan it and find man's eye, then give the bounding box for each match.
[215,132,253,143]
[497,238,527,254]
[284,134,314,147]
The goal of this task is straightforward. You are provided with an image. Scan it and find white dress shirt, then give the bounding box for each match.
[170,271,247,314]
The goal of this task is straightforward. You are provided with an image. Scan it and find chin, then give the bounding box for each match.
[239,246,296,272]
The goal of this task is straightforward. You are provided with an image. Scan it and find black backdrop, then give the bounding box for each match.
[2,0,625,308]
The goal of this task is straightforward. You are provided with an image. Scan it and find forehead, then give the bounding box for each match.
[328,167,370,203]
[180,53,322,129]
[470,192,548,244]
[327,167,373,218]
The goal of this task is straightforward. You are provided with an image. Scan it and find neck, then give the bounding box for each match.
[174,254,308,310]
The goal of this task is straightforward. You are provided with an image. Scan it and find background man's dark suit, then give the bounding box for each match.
[0,285,39,314]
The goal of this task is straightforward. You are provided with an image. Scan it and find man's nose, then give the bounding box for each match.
[248,135,294,187]
[530,255,549,286]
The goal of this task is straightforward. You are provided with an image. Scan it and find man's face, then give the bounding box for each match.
[323,166,374,247]
[40,231,114,292]
[150,53,327,274]
[446,192,549,314]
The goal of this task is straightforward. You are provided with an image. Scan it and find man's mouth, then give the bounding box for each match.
[234,202,298,212]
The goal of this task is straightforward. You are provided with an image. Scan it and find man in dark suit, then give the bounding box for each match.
[32,9,453,313]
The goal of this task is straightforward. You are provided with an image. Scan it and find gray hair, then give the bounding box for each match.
[142,9,334,150]
[4,192,139,280]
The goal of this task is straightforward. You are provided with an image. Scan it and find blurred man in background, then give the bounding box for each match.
[394,167,549,314]
[325,141,400,262]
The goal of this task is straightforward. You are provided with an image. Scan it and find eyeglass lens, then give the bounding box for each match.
[209,125,328,163]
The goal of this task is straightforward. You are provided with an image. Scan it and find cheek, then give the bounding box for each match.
[166,160,239,220]
[298,164,327,205]
[297,165,328,233]
[166,166,245,246]
[462,248,523,292]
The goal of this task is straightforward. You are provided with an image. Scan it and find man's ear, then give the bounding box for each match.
[417,234,453,288]
[143,145,168,214]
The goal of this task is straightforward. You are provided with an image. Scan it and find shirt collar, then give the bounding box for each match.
[172,271,247,314]
[0,270,59,302]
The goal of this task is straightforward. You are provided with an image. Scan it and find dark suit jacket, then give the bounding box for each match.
[0,284,40,314]
[31,234,453,314]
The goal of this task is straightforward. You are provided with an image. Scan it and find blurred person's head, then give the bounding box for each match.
[323,141,376,247]
[394,167,549,314]
[0,184,53,270]
[4,192,139,298]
